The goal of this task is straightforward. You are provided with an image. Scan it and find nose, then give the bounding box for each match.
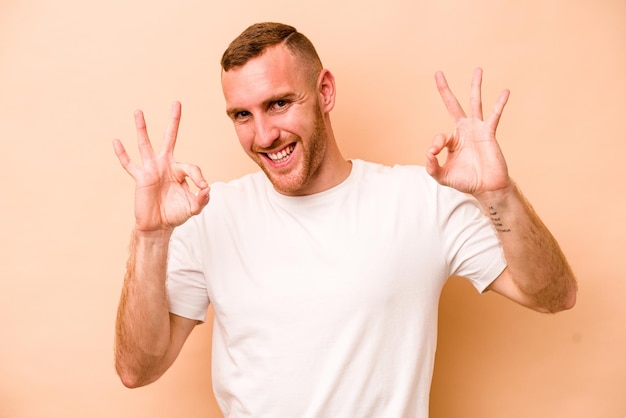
[254,115,280,148]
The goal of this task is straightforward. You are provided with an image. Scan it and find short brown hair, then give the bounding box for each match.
[221,22,323,72]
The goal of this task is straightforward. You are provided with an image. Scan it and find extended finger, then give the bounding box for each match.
[470,68,483,120]
[487,89,510,130]
[435,71,466,121]
[134,109,155,161]
[112,139,139,178]
[161,101,182,157]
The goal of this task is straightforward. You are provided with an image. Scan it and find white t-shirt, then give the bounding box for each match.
[167,160,506,418]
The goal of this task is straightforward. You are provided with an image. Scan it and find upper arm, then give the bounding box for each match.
[485,267,551,313]
[158,313,201,376]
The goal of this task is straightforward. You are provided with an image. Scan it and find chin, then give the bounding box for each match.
[267,169,311,195]
[270,177,306,195]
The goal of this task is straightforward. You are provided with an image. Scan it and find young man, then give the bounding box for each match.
[113,22,576,417]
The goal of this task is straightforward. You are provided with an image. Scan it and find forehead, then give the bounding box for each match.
[221,45,310,108]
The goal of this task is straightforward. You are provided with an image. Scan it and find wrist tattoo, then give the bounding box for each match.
[489,206,511,232]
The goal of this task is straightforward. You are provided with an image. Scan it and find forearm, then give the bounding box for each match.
[475,181,577,313]
[115,228,174,387]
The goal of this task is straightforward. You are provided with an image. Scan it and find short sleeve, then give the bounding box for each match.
[166,217,210,322]
[437,185,507,293]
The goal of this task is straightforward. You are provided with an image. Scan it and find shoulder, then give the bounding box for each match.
[209,171,269,198]
[353,160,481,216]
[352,159,440,193]
[176,171,269,233]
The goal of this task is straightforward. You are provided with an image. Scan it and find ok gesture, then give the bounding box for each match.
[113,101,210,233]
[426,68,511,196]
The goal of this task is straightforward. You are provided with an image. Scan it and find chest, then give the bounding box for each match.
[203,196,447,324]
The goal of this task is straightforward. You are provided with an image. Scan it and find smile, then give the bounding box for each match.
[266,144,295,163]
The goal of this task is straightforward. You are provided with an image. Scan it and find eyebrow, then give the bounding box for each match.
[225,107,246,119]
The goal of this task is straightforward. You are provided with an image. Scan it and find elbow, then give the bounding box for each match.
[114,343,170,388]
[118,373,146,389]
[540,276,578,314]
[556,272,578,312]
[115,361,156,389]
[542,291,576,314]
[116,367,146,389]
[558,281,578,311]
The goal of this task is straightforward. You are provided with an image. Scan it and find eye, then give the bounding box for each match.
[271,100,289,110]
[234,110,251,120]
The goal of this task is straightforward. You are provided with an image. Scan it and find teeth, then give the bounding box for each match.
[267,144,294,163]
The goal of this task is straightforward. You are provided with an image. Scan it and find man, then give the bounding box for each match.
[113,22,576,417]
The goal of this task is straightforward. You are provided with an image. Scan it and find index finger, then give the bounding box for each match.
[161,101,182,156]
[435,71,466,121]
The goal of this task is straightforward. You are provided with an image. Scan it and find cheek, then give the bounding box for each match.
[281,108,314,137]
[234,125,254,150]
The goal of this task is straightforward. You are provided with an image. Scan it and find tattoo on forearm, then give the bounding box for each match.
[489,206,511,232]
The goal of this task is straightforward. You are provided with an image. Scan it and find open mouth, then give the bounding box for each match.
[265,144,295,164]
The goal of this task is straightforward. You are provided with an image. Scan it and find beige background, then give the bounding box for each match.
[1,0,624,416]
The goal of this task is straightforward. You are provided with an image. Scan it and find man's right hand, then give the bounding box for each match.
[113,101,210,233]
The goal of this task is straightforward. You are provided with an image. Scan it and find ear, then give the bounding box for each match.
[317,69,336,113]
